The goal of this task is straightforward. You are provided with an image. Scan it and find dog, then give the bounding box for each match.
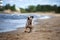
[24,16,34,33]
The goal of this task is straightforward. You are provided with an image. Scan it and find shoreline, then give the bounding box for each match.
[0,13,60,40]
[0,12,60,17]
[0,15,59,33]
[0,14,60,33]
[0,14,52,33]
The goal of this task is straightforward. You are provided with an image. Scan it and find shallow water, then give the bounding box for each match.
[0,13,51,32]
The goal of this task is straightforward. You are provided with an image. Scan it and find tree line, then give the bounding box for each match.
[20,4,60,13]
[0,4,60,13]
[0,4,16,11]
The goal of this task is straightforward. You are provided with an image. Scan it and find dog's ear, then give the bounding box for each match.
[31,16,34,18]
[27,16,30,20]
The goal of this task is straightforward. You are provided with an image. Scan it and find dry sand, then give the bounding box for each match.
[0,14,60,40]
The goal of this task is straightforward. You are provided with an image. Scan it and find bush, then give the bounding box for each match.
[55,7,60,13]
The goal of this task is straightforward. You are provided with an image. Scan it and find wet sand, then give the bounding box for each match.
[0,14,60,40]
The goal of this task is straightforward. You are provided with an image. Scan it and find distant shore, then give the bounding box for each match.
[0,10,21,14]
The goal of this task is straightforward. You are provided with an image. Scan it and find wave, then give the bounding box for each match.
[0,14,40,20]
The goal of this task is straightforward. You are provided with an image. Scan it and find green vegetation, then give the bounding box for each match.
[20,4,60,13]
[0,7,4,11]
[0,4,60,13]
[55,7,60,13]
[20,8,27,13]
[26,5,36,12]
[0,4,16,11]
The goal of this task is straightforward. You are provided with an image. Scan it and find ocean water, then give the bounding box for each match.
[0,13,51,32]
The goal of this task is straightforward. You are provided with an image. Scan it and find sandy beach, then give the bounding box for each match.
[0,13,60,40]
